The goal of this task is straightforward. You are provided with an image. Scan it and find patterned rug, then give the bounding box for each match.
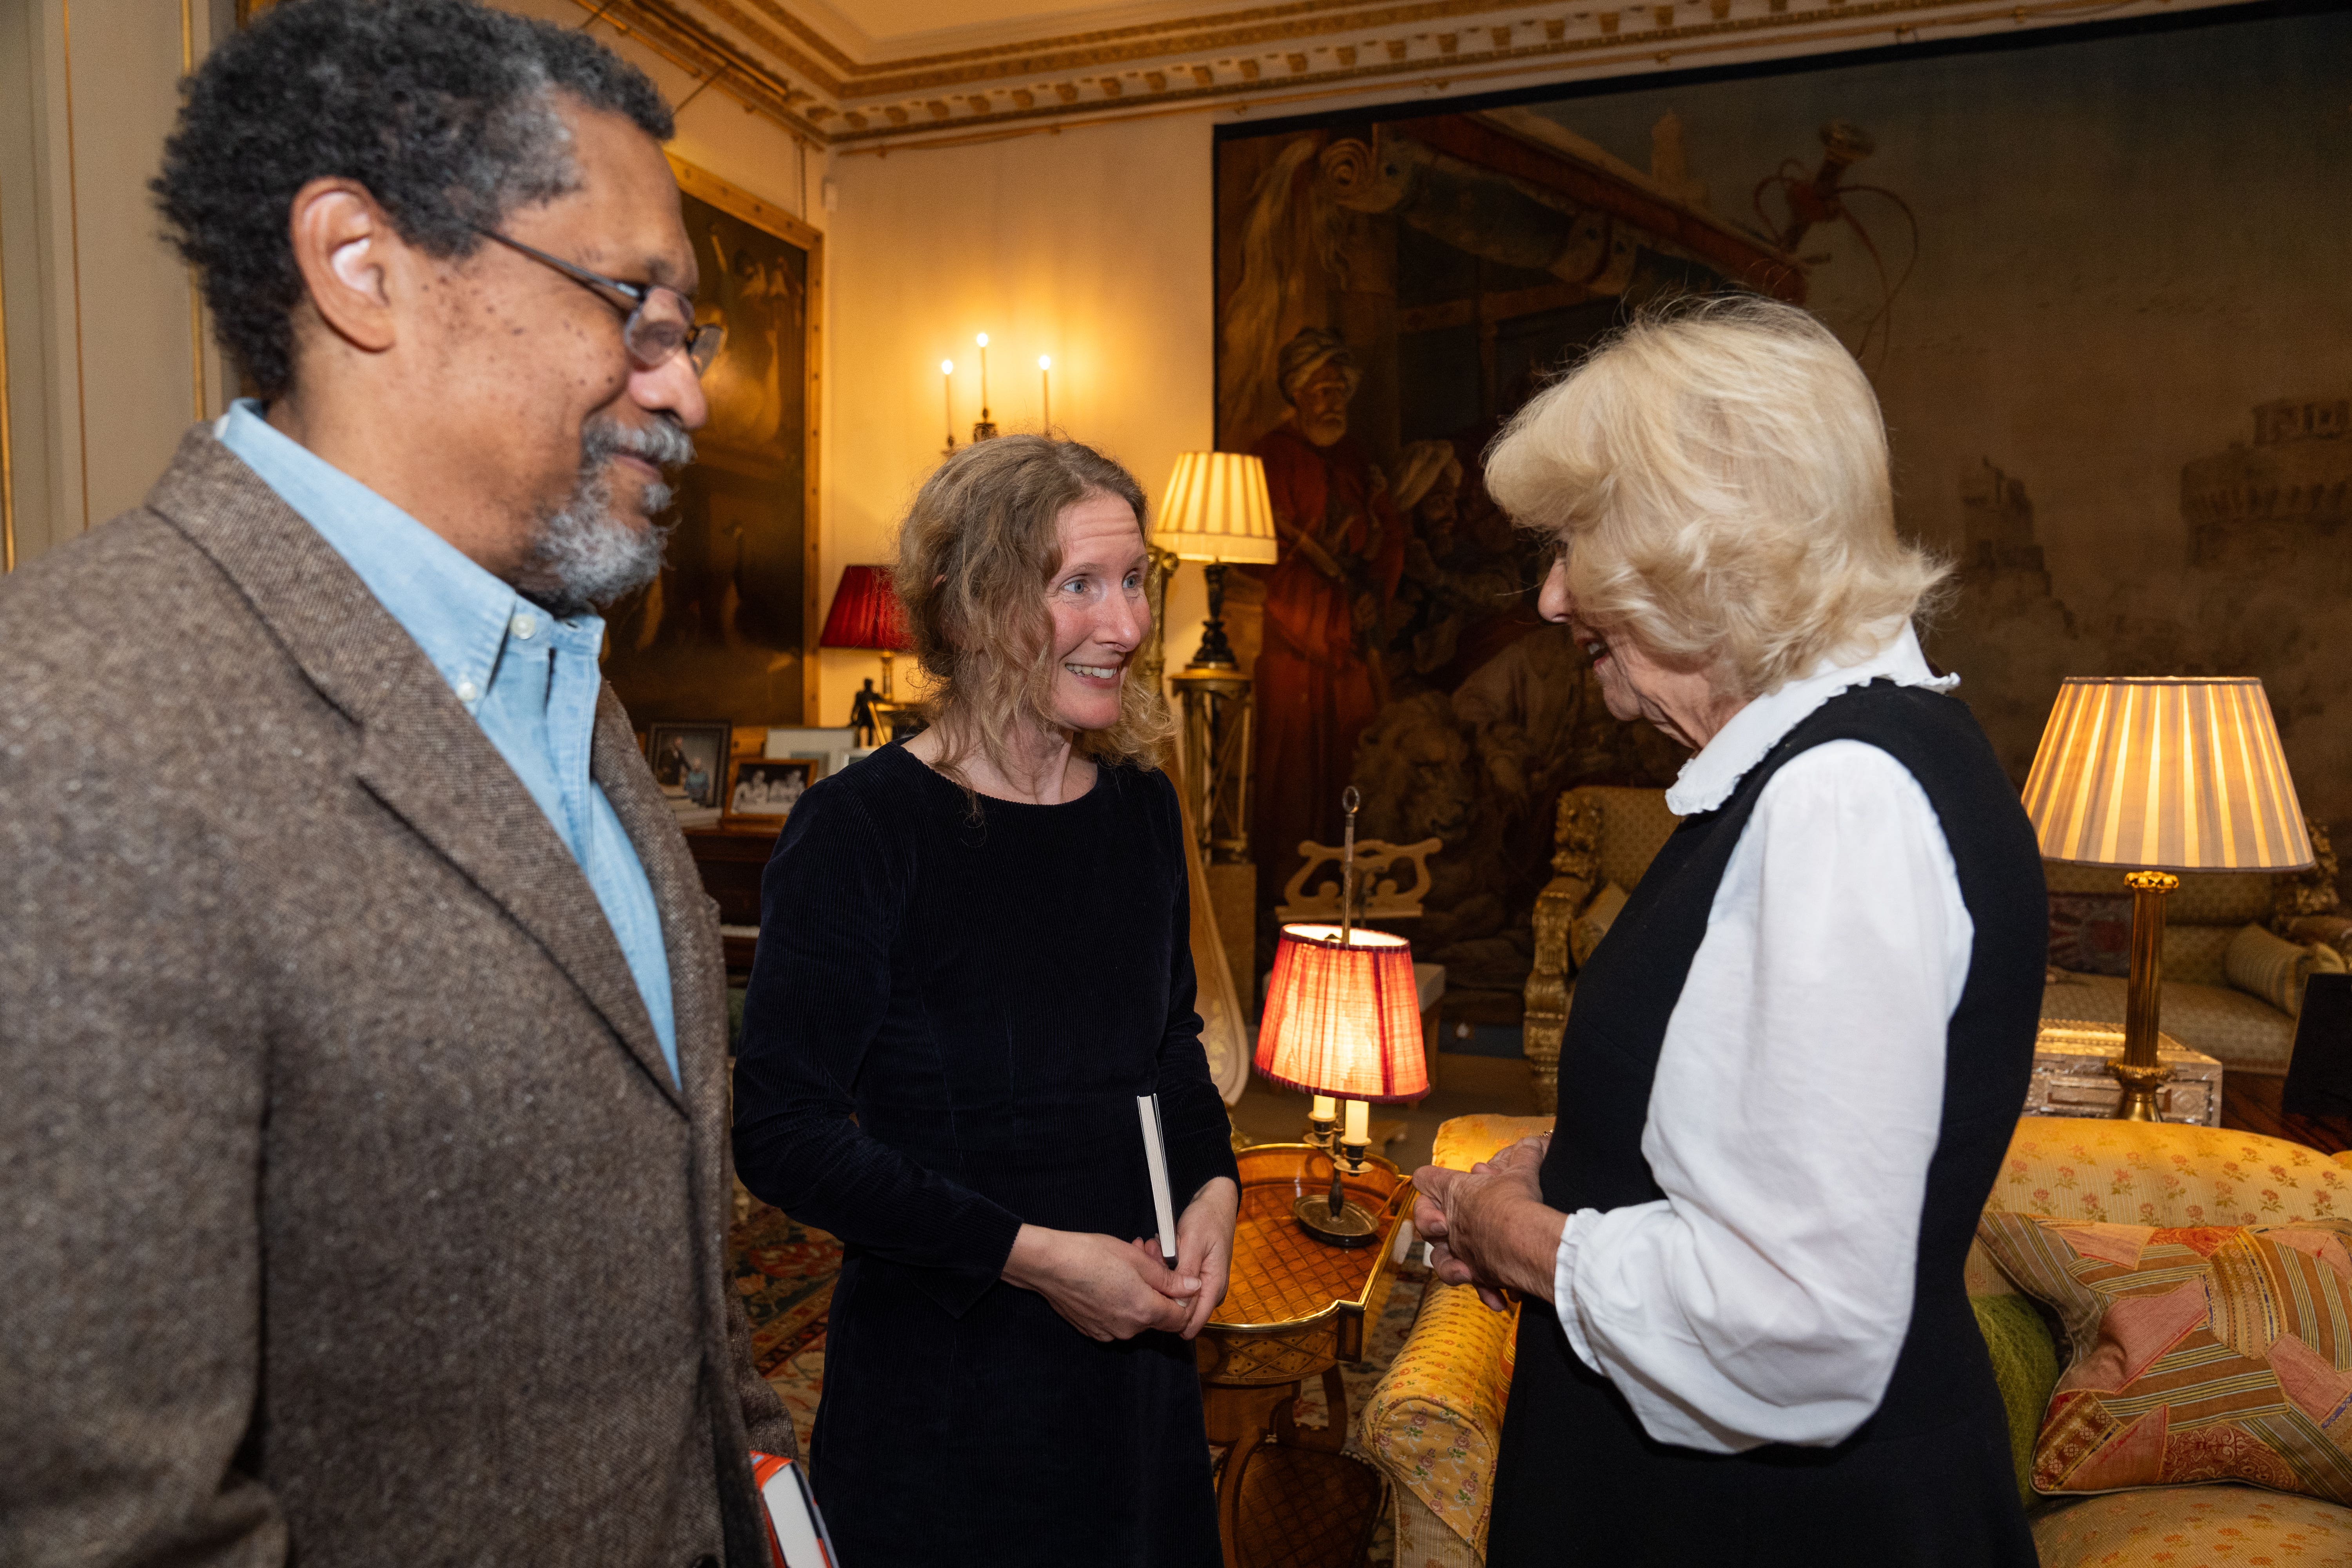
[728,1191,1433,1564]
[731,1194,839,1453]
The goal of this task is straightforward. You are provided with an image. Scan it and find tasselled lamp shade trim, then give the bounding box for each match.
[1252,923,1429,1102]
[1153,452,1280,566]
[2022,677,2313,872]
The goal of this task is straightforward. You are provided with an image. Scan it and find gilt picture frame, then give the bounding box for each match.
[601,154,823,730]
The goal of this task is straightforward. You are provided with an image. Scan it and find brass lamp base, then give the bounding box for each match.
[1294,1192,1380,1247]
[2111,869,2180,1123]
[2108,1058,2175,1123]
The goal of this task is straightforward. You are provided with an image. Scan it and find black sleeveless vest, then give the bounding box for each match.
[1485,682,2044,1567]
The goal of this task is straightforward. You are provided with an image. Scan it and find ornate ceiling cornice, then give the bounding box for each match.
[567,0,2251,150]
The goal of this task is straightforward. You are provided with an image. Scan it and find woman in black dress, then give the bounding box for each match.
[733,436,1239,1566]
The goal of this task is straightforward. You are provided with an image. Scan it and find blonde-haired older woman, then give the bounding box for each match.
[735,436,1238,1567]
[1412,298,2044,1565]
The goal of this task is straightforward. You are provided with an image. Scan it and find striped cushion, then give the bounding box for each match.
[2227,922,2346,1018]
[1978,1212,2352,1505]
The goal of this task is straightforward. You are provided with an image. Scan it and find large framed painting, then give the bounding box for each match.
[1215,3,2352,1022]
[601,155,822,728]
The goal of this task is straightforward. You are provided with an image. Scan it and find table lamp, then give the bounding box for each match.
[2022,676,2313,1120]
[1253,791,1428,1245]
[1155,452,1279,670]
[819,565,913,743]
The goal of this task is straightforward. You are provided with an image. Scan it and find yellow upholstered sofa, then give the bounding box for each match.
[1520,789,2350,1102]
[1365,1114,2352,1568]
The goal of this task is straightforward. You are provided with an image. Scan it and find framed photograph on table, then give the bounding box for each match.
[724,756,822,831]
[647,721,731,817]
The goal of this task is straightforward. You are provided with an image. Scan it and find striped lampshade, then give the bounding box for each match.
[2022,677,2313,871]
[1154,452,1280,565]
[1254,924,1428,1102]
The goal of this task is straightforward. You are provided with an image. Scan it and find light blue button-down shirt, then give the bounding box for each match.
[218,399,678,1083]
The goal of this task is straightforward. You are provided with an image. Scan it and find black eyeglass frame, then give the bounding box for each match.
[473,226,724,377]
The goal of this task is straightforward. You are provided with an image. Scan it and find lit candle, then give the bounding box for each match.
[1038,355,1052,428]
[1343,1098,1369,1147]
[975,332,991,421]
[940,359,955,451]
[1310,1093,1335,1124]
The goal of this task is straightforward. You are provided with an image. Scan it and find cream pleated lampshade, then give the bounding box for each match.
[1154,452,1280,565]
[2022,677,2313,871]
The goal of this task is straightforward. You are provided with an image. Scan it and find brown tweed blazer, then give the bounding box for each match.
[0,429,796,1567]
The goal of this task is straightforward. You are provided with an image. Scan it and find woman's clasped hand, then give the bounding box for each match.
[1412,1135,1559,1312]
[1004,1176,1240,1342]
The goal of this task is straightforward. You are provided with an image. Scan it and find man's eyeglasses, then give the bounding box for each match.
[474,227,725,378]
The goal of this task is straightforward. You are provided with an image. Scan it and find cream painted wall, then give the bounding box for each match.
[821,113,1215,726]
[0,0,230,568]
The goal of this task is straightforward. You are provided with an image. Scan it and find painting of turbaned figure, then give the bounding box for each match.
[1215,3,2352,1025]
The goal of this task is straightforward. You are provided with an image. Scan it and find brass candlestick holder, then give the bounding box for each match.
[1296,1124,1379,1247]
[2111,869,2179,1122]
[1294,786,1382,1247]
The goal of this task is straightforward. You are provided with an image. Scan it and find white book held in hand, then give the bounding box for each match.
[1136,1093,1180,1266]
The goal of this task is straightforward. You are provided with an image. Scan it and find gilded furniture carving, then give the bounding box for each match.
[1519,786,1682,1114]
[1521,793,1601,1115]
[1276,836,1442,923]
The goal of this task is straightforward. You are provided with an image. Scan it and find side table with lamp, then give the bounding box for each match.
[1196,790,1426,1568]
[2019,676,2315,1120]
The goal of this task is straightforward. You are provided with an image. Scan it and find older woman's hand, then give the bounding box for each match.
[1413,1136,1562,1313]
[1004,1225,1197,1342]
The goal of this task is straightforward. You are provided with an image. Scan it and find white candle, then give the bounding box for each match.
[1310,1094,1336,1124]
[1343,1098,1369,1147]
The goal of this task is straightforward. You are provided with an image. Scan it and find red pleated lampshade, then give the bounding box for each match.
[818,565,913,653]
[1254,924,1428,1102]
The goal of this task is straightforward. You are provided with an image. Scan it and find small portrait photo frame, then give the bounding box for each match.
[647,722,732,811]
[724,756,822,830]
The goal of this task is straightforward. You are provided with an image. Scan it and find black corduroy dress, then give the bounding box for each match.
[733,743,1235,1568]
[1485,683,2045,1567]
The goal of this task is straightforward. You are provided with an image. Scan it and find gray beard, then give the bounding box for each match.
[517,417,695,620]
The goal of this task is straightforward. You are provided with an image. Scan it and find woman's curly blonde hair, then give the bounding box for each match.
[1485,294,1949,699]
[892,434,1175,793]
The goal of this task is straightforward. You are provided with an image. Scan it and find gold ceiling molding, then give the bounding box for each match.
[843,0,1546,98]
[828,0,2221,149]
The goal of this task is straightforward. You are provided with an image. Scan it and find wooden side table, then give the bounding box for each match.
[1196,1144,1415,1568]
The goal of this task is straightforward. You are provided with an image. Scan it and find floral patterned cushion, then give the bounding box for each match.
[1979,1213,2352,1504]
[2032,1484,2352,1566]
[1364,1281,1518,1555]
[1365,1114,1553,1553]
[1984,1119,2352,1235]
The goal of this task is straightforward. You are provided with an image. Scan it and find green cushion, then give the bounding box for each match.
[1972,1291,2061,1505]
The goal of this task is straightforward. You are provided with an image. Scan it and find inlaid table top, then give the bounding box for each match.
[1212,1144,1411,1331]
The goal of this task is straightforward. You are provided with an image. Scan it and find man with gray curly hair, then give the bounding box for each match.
[0,3,795,1564]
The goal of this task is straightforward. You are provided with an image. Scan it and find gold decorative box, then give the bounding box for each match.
[2025,1019,2224,1126]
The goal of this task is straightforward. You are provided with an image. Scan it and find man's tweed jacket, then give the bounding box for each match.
[0,429,797,1566]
